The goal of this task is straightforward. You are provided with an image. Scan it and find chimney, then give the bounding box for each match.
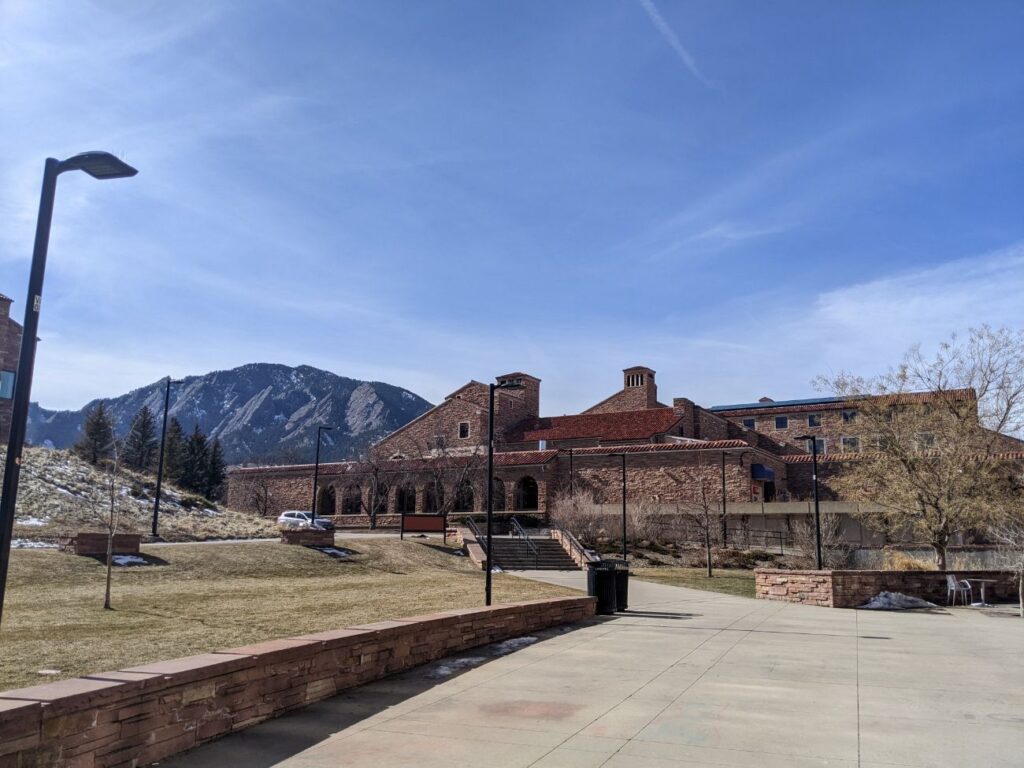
[623,366,657,408]
[0,294,11,320]
[494,372,541,422]
[672,397,696,438]
[758,396,774,403]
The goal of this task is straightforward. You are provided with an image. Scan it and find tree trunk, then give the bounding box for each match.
[1018,569,1023,619]
[931,538,948,570]
[705,514,713,578]
[104,531,114,610]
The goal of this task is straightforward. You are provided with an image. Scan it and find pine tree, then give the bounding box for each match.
[163,418,187,483]
[123,406,158,471]
[180,424,210,494]
[74,402,114,465]
[205,438,227,500]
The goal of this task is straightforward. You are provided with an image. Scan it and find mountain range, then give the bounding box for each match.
[27,363,433,465]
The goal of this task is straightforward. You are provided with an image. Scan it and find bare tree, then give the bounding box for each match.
[661,456,723,577]
[817,326,1024,568]
[989,516,1024,619]
[246,477,275,517]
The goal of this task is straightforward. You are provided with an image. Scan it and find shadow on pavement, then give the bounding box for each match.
[160,622,589,768]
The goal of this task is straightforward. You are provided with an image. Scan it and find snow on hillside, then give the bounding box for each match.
[1,447,277,543]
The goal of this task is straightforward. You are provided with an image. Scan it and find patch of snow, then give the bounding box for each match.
[861,592,937,610]
[111,555,149,566]
[490,566,503,573]
[16,517,47,526]
[426,656,487,679]
[401,391,416,401]
[315,547,353,559]
[492,636,538,656]
[13,539,57,549]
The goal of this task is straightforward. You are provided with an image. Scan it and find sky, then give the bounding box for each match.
[1,0,1022,414]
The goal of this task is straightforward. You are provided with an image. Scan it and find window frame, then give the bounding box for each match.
[774,415,789,430]
[807,413,822,428]
[0,370,14,400]
[458,421,470,440]
[841,435,860,453]
[741,417,756,430]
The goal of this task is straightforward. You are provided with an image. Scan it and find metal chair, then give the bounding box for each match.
[946,574,972,606]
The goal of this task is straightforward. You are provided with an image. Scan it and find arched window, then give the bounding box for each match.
[454,480,475,513]
[316,485,336,516]
[492,478,506,511]
[424,483,444,515]
[514,476,539,511]
[396,485,416,514]
[341,485,362,515]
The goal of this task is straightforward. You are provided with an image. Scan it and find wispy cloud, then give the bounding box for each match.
[637,0,712,87]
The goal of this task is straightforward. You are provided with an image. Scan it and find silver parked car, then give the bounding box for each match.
[276,511,335,531]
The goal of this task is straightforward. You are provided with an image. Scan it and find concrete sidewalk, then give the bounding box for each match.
[163,572,1024,767]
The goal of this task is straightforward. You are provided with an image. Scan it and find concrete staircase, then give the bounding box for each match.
[490,536,579,570]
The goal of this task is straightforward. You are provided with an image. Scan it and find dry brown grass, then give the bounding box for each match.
[0,537,576,691]
[631,568,756,598]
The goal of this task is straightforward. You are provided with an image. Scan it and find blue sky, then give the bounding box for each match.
[1,0,1022,414]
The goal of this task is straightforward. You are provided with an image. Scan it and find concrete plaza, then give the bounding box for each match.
[165,572,1024,768]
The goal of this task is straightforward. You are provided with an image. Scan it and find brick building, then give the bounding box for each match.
[228,365,814,519]
[0,293,23,444]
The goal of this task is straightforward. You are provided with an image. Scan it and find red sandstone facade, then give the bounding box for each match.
[0,293,23,444]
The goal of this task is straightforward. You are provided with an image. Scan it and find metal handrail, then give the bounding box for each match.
[509,516,539,568]
[465,517,485,552]
[550,523,600,565]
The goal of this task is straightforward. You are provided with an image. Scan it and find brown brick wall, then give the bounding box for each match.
[0,296,22,444]
[0,596,596,766]
[755,568,1018,608]
[721,407,861,454]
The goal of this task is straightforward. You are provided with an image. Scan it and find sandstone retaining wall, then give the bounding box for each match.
[0,596,595,767]
[755,568,1018,608]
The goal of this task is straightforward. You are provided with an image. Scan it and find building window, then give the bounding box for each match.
[774,416,788,430]
[814,437,826,454]
[841,436,860,452]
[626,373,645,387]
[0,370,13,400]
[807,414,822,428]
[742,418,755,430]
[842,409,856,423]
[458,421,470,439]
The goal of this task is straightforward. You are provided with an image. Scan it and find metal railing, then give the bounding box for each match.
[465,517,485,553]
[509,516,539,568]
[549,523,600,566]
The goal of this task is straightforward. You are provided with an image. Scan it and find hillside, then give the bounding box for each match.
[27,363,433,465]
[2,446,278,543]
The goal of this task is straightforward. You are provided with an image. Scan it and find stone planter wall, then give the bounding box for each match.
[0,596,595,767]
[57,534,142,557]
[280,528,335,547]
[755,568,1018,608]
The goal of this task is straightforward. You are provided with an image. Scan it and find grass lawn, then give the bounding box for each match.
[631,567,756,598]
[0,537,576,691]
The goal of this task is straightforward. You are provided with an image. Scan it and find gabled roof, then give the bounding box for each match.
[507,408,682,443]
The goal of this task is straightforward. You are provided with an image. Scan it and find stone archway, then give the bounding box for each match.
[396,485,416,514]
[453,480,475,513]
[341,485,362,515]
[316,485,336,516]
[514,476,538,511]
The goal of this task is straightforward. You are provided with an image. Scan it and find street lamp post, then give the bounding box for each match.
[795,435,823,569]
[608,453,628,562]
[152,376,182,537]
[311,426,334,524]
[0,152,137,629]
[485,379,524,606]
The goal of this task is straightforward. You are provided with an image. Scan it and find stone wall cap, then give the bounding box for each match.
[122,652,253,681]
[0,677,128,715]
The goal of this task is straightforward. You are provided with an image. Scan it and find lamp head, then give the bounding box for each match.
[59,151,138,180]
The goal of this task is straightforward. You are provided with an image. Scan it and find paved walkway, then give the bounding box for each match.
[164,572,1024,767]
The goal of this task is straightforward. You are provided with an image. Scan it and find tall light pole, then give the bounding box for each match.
[0,152,137,629]
[796,435,823,569]
[485,379,524,606]
[608,453,628,562]
[152,376,182,537]
[311,426,334,524]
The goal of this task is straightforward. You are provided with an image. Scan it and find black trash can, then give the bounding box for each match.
[586,561,617,615]
[604,558,630,611]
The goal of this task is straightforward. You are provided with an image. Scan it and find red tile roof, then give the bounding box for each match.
[565,441,750,456]
[508,408,683,442]
[230,450,558,475]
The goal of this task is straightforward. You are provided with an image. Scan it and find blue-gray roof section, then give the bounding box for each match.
[710,396,846,412]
